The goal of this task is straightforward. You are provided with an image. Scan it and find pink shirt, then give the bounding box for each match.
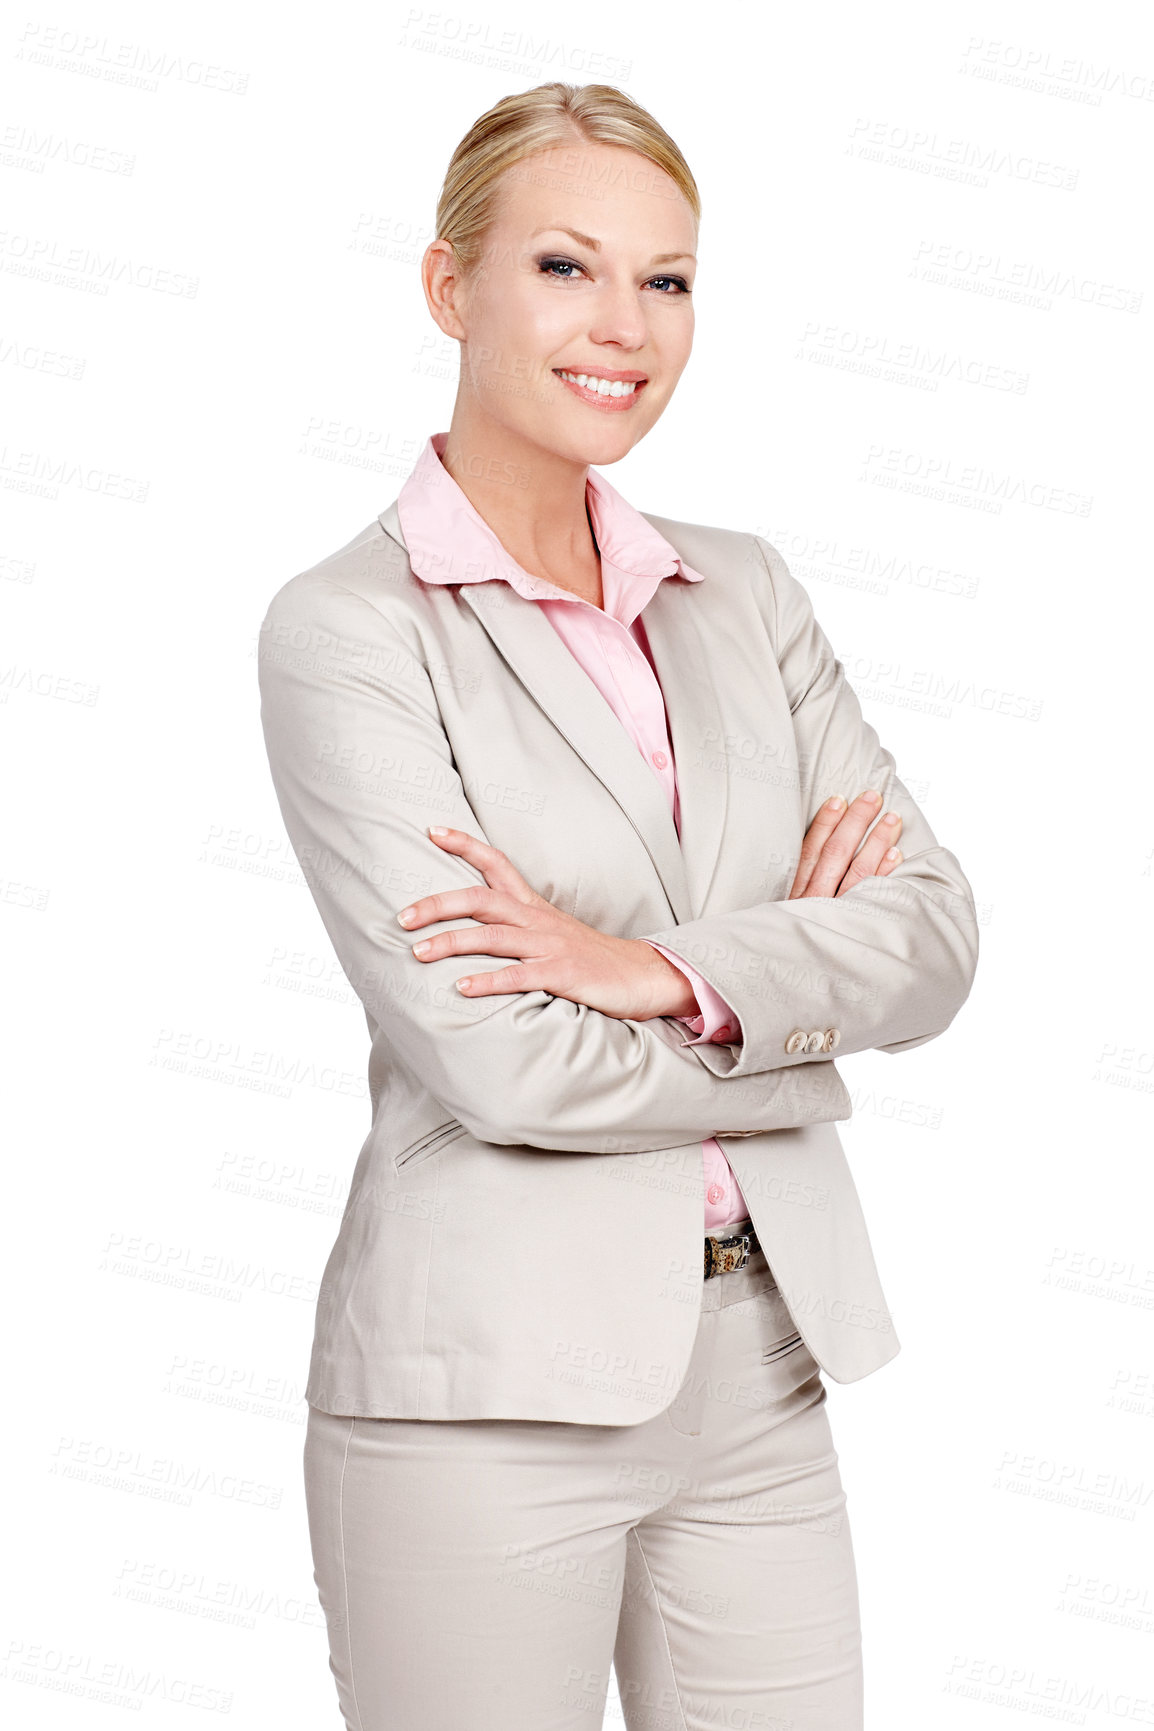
[397,431,751,1233]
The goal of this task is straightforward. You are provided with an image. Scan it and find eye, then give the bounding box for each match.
[536,257,691,294]
[538,256,585,281]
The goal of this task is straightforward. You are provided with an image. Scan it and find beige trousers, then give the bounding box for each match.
[303,1242,864,1729]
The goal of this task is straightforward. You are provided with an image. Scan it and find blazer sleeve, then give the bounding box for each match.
[256,571,851,1152]
[636,535,980,1081]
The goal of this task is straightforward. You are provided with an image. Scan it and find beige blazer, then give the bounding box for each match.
[257,498,979,1423]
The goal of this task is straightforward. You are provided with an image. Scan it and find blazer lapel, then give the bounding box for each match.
[377,499,726,926]
[636,566,729,918]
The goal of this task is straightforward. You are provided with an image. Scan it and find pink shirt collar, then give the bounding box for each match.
[396,430,703,627]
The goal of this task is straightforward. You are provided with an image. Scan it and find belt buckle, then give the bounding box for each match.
[704,1228,753,1281]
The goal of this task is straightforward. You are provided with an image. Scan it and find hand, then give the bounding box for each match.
[789,789,903,899]
[396,826,691,1020]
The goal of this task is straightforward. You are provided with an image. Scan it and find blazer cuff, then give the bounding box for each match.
[638,865,978,1080]
[645,942,743,1045]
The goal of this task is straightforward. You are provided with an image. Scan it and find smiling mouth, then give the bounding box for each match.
[553,369,648,401]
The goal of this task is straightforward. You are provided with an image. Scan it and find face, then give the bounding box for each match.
[424,141,697,468]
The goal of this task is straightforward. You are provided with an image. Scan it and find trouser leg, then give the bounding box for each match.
[303,1405,630,1730]
[612,1256,864,1731]
[302,1250,863,1731]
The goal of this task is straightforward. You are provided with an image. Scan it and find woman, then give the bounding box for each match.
[257,81,978,1730]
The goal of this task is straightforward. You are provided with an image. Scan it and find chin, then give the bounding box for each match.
[546,420,652,469]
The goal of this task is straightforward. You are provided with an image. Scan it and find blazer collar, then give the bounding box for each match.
[375,490,727,927]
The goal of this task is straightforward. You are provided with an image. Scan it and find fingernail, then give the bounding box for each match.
[885,847,901,861]
[397,908,415,924]
[865,790,882,804]
[412,941,431,955]
[456,977,472,991]
[826,796,844,811]
[429,826,448,836]
[883,812,899,826]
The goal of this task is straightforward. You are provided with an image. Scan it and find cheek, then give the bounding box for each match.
[661,326,694,384]
[473,282,558,372]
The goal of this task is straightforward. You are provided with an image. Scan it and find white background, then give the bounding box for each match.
[3,0,1152,1724]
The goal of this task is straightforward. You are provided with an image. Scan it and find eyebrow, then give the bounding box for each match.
[530,225,696,265]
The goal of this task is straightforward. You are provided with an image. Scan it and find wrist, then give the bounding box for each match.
[631,939,700,1020]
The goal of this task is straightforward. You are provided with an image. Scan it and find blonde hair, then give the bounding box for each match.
[434,82,700,280]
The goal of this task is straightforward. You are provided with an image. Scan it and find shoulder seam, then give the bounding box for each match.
[271,567,405,628]
[749,532,782,649]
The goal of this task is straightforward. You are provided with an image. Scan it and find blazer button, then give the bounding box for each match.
[823,1027,841,1051]
[805,1030,825,1053]
[785,1029,808,1054]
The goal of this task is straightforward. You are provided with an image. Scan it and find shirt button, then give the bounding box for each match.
[651,749,668,770]
[706,1183,725,1205]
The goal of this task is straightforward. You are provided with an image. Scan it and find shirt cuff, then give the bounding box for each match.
[645,942,743,1045]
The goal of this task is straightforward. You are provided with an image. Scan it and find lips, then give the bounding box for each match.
[552,369,649,410]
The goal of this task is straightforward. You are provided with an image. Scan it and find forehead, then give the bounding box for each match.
[493,142,696,245]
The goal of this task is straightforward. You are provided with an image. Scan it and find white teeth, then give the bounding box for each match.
[558,371,639,397]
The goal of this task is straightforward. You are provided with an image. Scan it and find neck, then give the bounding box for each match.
[439,411,602,603]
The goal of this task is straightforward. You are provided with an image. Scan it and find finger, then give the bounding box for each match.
[409,922,539,965]
[846,843,903,894]
[835,811,903,896]
[804,789,885,897]
[426,826,536,898]
[789,795,849,897]
[397,884,508,932]
[454,961,537,996]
